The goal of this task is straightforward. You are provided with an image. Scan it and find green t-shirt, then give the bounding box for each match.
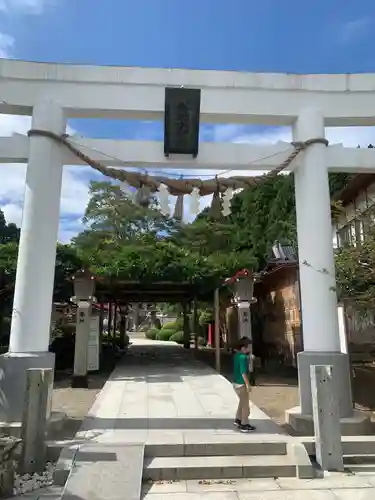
[233,351,249,385]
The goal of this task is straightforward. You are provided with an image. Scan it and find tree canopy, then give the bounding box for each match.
[0,210,19,245]
[335,218,375,308]
[72,181,255,291]
[0,168,371,326]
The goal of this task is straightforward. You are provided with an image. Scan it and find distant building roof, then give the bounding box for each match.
[256,241,298,281]
[334,174,375,206]
[271,241,297,262]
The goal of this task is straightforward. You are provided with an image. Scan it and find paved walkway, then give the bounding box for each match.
[50,339,375,499]
[75,338,285,445]
[143,474,375,499]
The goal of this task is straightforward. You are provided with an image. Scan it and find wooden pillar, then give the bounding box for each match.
[193,301,199,350]
[112,302,118,351]
[119,304,127,350]
[183,301,190,349]
[107,301,112,339]
[134,303,140,331]
[214,288,221,372]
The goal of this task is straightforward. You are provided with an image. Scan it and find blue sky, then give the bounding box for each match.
[1,0,375,240]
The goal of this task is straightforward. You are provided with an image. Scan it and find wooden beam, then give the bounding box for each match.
[214,288,221,372]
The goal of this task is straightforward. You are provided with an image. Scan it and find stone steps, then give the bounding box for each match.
[53,438,314,488]
[144,439,287,457]
[345,454,375,465]
[346,464,375,474]
[299,437,375,475]
[302,436,375,456]
[344,453,375,473]
[143,454,297,480]
[142,438,314,481]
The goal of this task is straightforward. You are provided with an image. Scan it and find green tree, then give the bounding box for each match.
[0,241,18,339]
[71,180,255,291]
[183,175,297,270]
[189,172,353,272]
[79,181,175,243]
[0,207,84,341]
[0,210,20,244]
[335,223,375,308]
[54,244,84,302]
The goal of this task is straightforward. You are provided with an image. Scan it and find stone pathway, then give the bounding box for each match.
[74,338,285,445]
[14,474,375,499]
[142,474,375,499]
[21,338,375,499]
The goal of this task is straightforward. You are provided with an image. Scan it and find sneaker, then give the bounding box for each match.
[234,419,241,427]
[239,424,256,433]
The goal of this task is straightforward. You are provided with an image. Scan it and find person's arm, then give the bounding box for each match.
[240,356,251,390]
[242,373,250,390]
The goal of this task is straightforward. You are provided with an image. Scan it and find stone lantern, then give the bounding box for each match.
[233,273,257,341]
[71,269,96,302]
[71,269,96,388]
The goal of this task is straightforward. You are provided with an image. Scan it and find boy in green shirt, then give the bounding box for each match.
[233,337,255,432]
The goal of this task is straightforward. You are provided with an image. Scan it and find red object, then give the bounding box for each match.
[223,268,251,286]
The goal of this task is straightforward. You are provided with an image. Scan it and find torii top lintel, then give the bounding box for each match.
[1,59,375,126]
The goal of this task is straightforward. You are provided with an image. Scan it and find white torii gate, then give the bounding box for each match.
[0,59,374,428]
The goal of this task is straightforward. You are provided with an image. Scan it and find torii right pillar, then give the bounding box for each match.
[285,108,368,434]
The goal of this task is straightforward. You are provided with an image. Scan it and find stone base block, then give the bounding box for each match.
[0,351,55,424]
[298,351,352,417]
[0,411,66,439]
[285,406,372,436]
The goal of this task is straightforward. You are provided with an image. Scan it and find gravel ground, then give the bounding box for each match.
[194,347,375,427]
[13,462,56,497]
[50,370,110,441]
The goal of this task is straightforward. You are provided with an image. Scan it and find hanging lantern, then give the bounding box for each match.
[136,184,151,207]
[209,191,221,219]
[189,187,200,217]
[158,183,171,216]
[174,194,184,220]
[222,187,234,216]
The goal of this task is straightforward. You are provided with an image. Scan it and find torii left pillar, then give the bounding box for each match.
[0,100,65,425]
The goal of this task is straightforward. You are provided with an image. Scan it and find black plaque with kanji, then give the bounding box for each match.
[164,87,201,157]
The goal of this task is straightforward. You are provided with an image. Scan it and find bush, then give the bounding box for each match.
[199,310,213,326]
[161,318,182,332]
[145,328,158,340]
[170,331,184,344]
[49,333,75,370]
[53,324,75,338]
[156,329,175,341]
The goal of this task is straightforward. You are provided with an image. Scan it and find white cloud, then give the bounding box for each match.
[0,32,14,58]
[0,114,93,243]
[2,117,375,242]
[0,0,52,14]
[337,17,372,45]
[229,125,375,148]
